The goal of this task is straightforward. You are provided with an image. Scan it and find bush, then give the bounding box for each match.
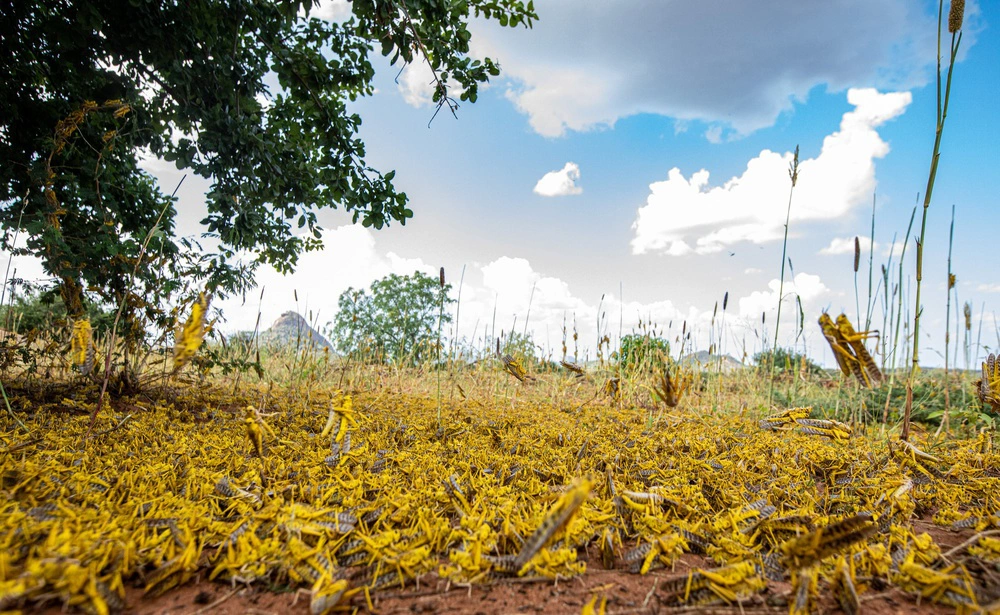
[616,333,671,372]
[754,347,824,376]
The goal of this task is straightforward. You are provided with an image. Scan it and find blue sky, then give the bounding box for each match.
[7,0,998,368]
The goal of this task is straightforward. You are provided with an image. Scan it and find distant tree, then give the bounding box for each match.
[331,271,453,364]
[0,287,114,334]
[499,330,542,361]
[0,0,537,345]
[754,347,824,376]
[616,333,671,371]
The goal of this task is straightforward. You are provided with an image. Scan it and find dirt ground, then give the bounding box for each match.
[54,566,955,615]
[33,565,956,615]
[35,523,968,615]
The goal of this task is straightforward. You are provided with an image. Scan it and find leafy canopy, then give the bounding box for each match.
[331,271,453,364]
[0,0,536,336]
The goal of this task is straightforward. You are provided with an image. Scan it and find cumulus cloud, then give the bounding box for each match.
[533,162,583,197]
[470,0,944,137]
[455,256,697,358]
[820,236,877,256]
[882,240,907,258]
[396,58,437,107]
[737,273,830,321]
[463,259,832,359]
[978,283,1000,293]
[631,89,911,256]
[311,0,352,21]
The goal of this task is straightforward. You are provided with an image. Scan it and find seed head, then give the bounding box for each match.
[853,237,861,273]
[439,267,446,288]
[788,145,800,187]
[948,0,965,33]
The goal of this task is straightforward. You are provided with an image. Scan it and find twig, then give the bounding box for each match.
[942,529,1000,559]
[0,379,28,432]
[642,579,658,608]
[91,414,133,438]
[188,588,241,615]
[0,436,42,454]
[395,0,461,125]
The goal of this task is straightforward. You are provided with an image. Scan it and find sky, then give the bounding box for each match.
[6,0,1000,368]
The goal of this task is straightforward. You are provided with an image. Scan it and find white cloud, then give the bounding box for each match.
[311,0,352,21]
[744,268,762,275]
[470,0,943,137]
[737,272,830,322]
[704,126,724,144]
[533,162,583,197]
[215,225,435,333]
[631,89,911,256]
[397,58,437,107]
[977,283,1000,293]
[0,235,51,293]
[882,240,907,258]
[820,236,877,256]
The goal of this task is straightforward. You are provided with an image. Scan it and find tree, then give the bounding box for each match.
[616,333,671,372]
[0,286,114,335]
[0,0,536,338]
[753,347,823,376]
[331,271,453,364]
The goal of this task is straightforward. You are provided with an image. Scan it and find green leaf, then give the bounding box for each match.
[0,0,536,346]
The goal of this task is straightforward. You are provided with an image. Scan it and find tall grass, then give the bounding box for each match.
[865,196,877,331]
[903,0,965,441]
[769,145,800,407]
[937,205,956,436]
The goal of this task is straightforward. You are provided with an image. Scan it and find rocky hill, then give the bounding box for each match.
[259,311,335,352]
[680,350,746,372]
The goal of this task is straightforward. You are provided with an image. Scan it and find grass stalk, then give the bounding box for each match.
[436,267,445,429]
[854,236,862,328]
[882,206,917,423]
[974,301,984,368]
[87,175,185,439]
[769,145,799,407]
[865,194,877,331]
[936,205,956,437]
[904,0,963,441]
[449,264,465,401]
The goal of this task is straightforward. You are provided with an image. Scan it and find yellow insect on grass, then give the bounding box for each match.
[980,353,1000,412]
[172,293,210,373]
[502,354,530,382]
[835,313,883,386]
[70,319,96,376]
[818,312,881,388]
